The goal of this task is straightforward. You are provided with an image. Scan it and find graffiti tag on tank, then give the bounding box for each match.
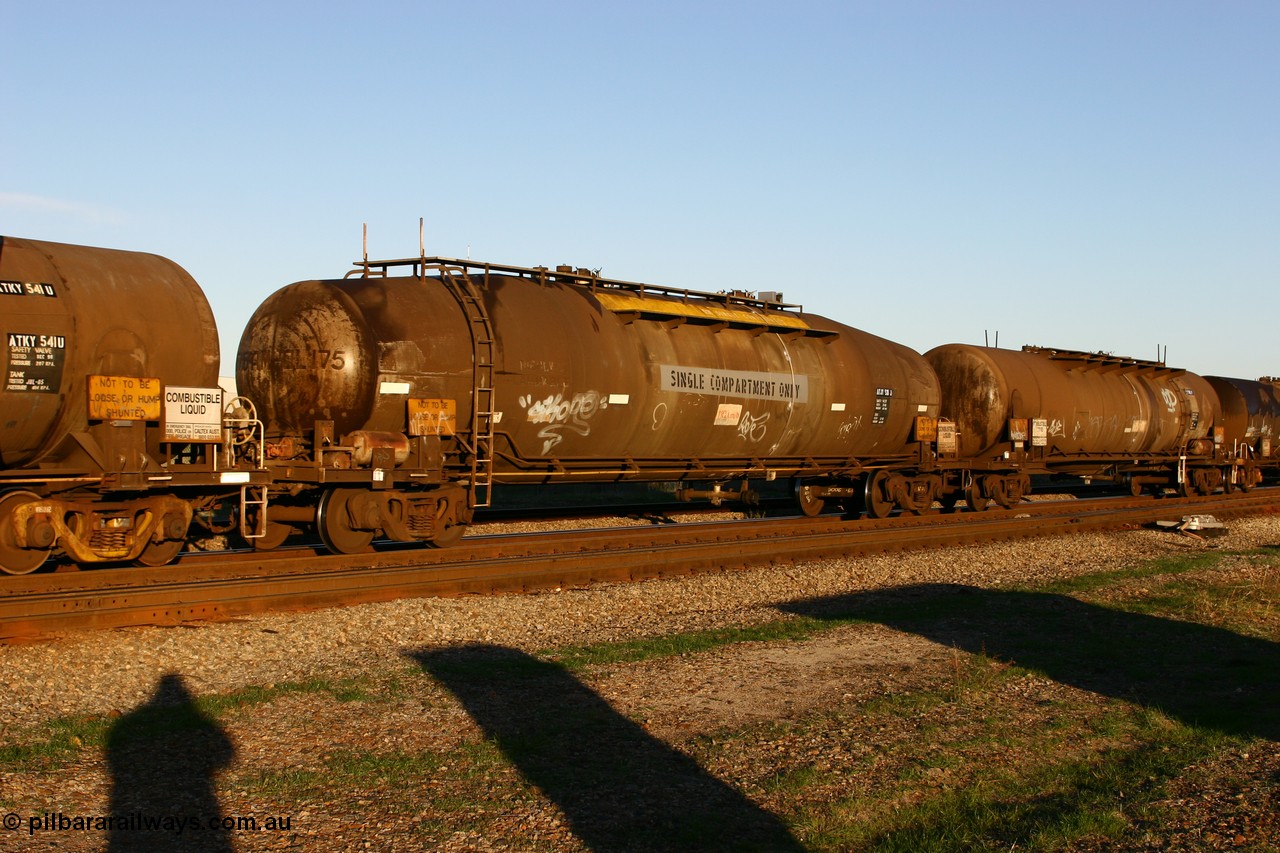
[651,402,668,431]
[837,416,864,439]
[519,390,604,454]
[737,411,769,442]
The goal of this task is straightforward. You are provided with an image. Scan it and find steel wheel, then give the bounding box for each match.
[0,491,51,575]
[253,521,295,551]
[795,481,826,518]
[429,521,467,548]
[136,537,185,567]
[427,491,469,548]
[966,479,989,512]
[316,489,375,554]
[1178,477,1195,498]
[863,471,895,519]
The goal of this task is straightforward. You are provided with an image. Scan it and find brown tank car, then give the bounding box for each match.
[0,236,264,573]
[236,257,941,550]
[1204,375,1280,489]
[925,344,1269,503]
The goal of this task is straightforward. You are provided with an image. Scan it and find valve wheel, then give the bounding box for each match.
[223,396,259,446]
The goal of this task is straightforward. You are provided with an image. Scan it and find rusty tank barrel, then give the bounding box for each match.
[0,236,219,468]
[1205,376,1280,458]
[924,344,1217,460]
[237,261,940,472]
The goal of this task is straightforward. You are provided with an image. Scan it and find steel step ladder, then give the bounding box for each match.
[439,265,496,508]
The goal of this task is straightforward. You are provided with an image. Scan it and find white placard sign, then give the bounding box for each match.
[164,386,224,442]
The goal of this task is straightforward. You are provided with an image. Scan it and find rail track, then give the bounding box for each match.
[2,491,1276,641]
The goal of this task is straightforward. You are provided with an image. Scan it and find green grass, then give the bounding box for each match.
[0,670,403,775]
[1035,550,1228,595]
[543,616,830,669]
[805,712,1227,852]
[745,687,1240,853]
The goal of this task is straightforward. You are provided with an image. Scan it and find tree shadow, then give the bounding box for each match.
[411,644,804,853]
[106,673,235,852]
[782,584,1280,741]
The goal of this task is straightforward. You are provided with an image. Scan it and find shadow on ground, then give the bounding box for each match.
[106,673,235,852]
[782,583,1279,741]
[411,644,804,853]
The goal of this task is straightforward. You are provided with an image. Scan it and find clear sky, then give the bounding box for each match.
[4,1,1277,379]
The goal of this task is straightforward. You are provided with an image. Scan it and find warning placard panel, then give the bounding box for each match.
[936,421,958,456]
[408,398,457,436]
[88,375,162,421]
[163,386,224,442]
[6,332,66,393]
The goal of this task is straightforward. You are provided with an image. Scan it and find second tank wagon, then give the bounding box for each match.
[236,257,942,550]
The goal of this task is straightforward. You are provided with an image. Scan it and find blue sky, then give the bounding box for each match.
[4,1,1277,379]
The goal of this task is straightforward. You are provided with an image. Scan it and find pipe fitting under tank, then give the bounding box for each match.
[344,431,411,466]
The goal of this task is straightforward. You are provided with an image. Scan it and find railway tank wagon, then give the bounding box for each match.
[1203,376,1280,488]
[0,236,257,574]
[923,344,1228,502]
[235,256,941,551]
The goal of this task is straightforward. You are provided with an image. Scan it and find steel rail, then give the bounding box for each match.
[1,492,1275,640]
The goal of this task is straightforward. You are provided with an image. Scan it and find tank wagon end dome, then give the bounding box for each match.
[236,280,379,438]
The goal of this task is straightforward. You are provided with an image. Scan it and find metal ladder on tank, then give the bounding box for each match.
[437,264,496,508]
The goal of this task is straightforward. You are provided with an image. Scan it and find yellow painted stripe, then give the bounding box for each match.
[596,291,810,330]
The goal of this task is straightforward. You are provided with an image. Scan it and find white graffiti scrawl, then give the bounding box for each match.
[519,390,604,454]
[737,410,770,442]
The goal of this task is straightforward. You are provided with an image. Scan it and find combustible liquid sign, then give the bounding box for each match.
[163,386,225,442]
